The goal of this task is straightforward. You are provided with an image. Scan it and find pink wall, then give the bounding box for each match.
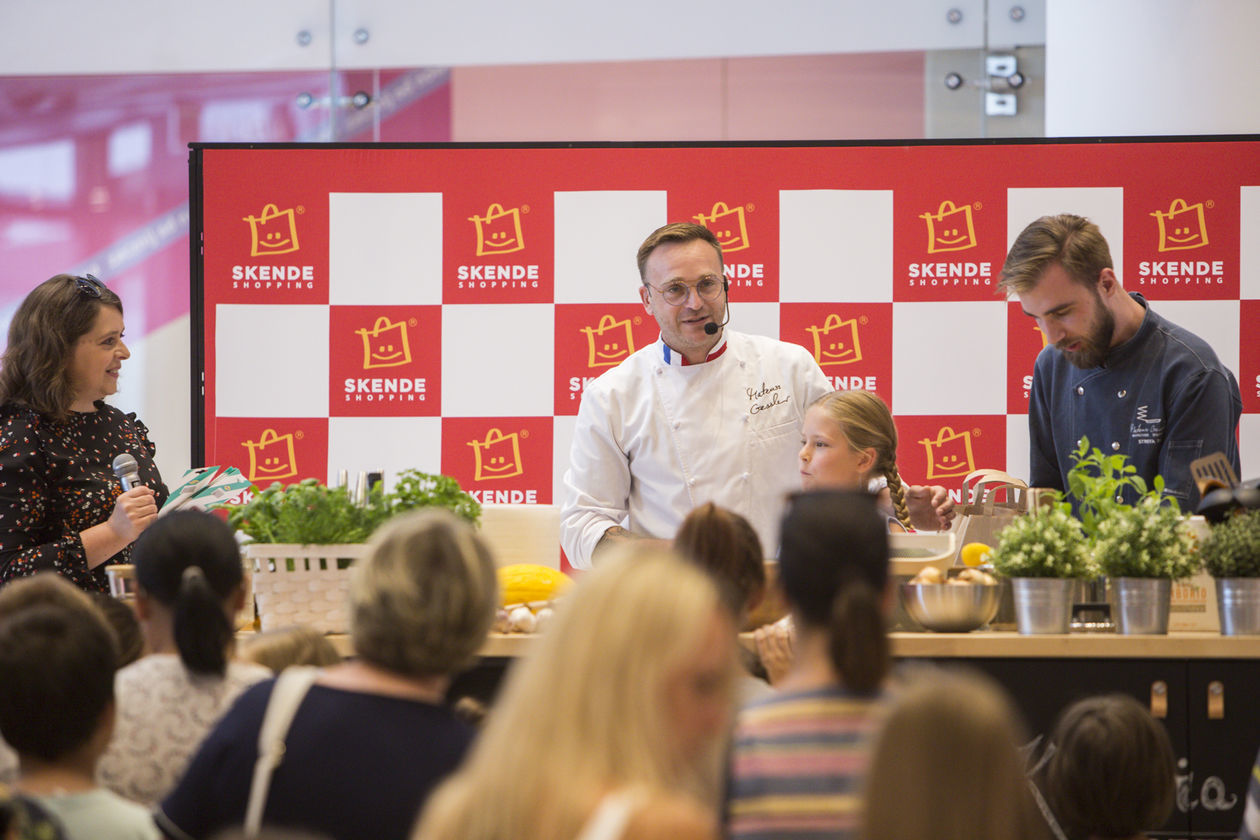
[452,53,926,142]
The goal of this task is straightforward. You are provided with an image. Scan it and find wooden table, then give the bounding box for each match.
[309,629,1260,660]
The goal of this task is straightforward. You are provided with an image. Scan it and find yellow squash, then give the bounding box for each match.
[497,564,573,606]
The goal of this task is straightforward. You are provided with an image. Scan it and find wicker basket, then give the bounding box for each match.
[245,543,369,633]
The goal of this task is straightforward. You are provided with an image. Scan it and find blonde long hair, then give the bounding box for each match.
[862,667,1047,840]
[414,547,735,840]
[810,390,911,530]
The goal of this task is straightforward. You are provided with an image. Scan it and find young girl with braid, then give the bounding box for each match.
[798,390,953,532]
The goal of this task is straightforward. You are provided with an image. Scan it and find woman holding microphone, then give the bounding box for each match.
[0,273,166,592]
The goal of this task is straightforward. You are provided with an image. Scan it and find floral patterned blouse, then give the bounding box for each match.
[0,401,168,592]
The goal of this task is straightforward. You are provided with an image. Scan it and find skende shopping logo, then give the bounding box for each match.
[456,202,541,291]
[233,202,317,292]
[907,199,992,288]
[1137,198,1224,287]
[338,313,430,407]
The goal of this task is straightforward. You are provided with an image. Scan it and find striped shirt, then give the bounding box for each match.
[727,686,887,840]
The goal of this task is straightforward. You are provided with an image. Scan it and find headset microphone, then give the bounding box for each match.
[704,279,731,336]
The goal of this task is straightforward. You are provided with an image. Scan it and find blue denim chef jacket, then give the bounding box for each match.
[1028,293,1242,512]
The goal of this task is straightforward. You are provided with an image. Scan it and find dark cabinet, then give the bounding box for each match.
[936,657,1258,840]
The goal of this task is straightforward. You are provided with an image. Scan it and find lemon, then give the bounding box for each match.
[961,542,993,567]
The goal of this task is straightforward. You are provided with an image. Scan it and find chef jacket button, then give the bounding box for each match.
[688,478,696,486]
[1118,389,1127,398]
[672,421,681,430]
[742,416,749,423]
[1076,386,1084,395]
[655,368,663,375]
[1111,441,1121,451]
[742,472,750,480]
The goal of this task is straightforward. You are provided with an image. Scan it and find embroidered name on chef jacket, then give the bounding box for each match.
[1130,404,1165,446]
[747,381,791,415]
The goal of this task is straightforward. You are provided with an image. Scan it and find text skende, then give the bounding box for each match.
[231,265,315,280]
[457,265,540,280]
[468,489,538,504]
[1138,260,1224,276]
[343,378,426,394]
[907,262,992,279]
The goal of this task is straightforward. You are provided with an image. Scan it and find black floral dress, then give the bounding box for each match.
[0,401,168,592]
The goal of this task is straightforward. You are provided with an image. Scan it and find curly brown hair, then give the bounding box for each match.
[0,274,123,421]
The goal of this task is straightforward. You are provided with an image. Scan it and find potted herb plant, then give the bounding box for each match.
[988,500,1096,634]
[228,469,480,632]
[1199,510,1260,635]
[1093,495,1200,634]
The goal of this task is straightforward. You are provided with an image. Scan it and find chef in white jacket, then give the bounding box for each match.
[560,222,832,569]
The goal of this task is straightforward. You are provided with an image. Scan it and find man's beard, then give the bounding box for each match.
[1058,299,1115,369]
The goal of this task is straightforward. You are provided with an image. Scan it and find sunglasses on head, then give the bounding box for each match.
[72,274,107,299]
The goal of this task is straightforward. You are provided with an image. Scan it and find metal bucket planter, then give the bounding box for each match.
[1112,577,1172,635]
[1011,577,1074,635]
[1216,578,1260,635]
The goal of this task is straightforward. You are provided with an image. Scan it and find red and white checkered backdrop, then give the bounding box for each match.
[193,140,1260,522]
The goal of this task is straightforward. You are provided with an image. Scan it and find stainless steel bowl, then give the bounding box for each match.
[900,583,1000,632]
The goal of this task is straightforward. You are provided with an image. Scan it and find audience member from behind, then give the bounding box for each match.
[89,592,145,667]
[0,574,109,786]
[416,546,738,840]
[1044,694,1175,840]
[97,511,271,807]
[726,489,892,840]
[862,667,1046,840]
[674,503,775,699]
[238,625,342,674]
[0,576,159,839]
[159,509,499,840]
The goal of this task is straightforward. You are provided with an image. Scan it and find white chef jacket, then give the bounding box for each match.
[560,330,831,569]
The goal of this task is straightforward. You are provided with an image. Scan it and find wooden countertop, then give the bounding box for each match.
[306,631,1260,660]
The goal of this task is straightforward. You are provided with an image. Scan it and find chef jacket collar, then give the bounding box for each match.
[661,334,728,367]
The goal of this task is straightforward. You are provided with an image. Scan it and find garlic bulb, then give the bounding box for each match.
[507,605,537,634]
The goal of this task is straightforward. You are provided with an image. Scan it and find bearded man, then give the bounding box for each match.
[999,213,1241,511]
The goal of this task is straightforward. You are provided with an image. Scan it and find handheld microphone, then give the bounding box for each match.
[704,280,731,336]
[112,453,142,491]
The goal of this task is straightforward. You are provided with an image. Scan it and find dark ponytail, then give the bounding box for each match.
[778,489,890,693]
[827,580,890,693]
[172,565,232,676]
[133,511,243,677]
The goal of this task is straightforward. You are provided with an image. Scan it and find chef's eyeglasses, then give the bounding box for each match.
[643,275,725,307]
[72,274,108,299]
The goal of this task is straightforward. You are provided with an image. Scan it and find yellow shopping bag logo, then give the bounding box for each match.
[243,429,298,482]
[242,203,301,257]
[693,201,750,252]
[356,316,412,370]
[918,426,975,480]
[919,200,977,253]
[1150,198,1209,251]
[468,428,524,480]
[805,314,862,367]
[468,203,525,256]
[581,315,635,368]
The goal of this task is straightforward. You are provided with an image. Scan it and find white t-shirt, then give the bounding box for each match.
[33,787,160,840]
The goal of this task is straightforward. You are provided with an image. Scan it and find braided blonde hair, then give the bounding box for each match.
[810,390,912,531]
